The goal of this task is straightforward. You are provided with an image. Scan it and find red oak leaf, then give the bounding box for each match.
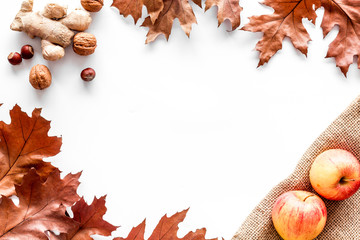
[64,196,118,239]
[0,105,62,197]
[141,0,197,44]
[192,0,203,8]
[242,0,321,66]
[115,209,216,240]
[205,0,242,31]
[321,0,360,76]
[0,169,80,240]
[115,220,146,240]
[112,0,164,24]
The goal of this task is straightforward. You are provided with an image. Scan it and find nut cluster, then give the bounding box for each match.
[73,32,97,56]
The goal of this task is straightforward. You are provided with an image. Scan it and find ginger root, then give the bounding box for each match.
[61,9,92,32]
[11,0,93,61]
[41,40,65,61]
[41,3,67,20]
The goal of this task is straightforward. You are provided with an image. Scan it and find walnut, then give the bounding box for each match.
[73,32,97,56]
[29,65,52,90]
[81,0,104,12]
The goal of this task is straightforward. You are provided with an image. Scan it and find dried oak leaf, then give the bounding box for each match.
[242,0,321,66]
[112,0,164,24]
[0,169,81,240]
[62,196,118,240]
[115,209,216,240]
[141,0,197,44]
[0,105,62,197]
[321,0,360,76]
[205,0,242,31]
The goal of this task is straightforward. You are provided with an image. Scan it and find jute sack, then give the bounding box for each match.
[232,96,360,240]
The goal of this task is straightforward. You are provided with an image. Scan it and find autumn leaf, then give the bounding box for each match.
[205,0,242,31]
[112,0,164,24]
[192,0,203,8]
[0,169,80,240]
[321,0,360,76]
[242,0,321,67]
[0,105,62,197]
[141,0,197,44]
[63,196,118,240]
[115,220,146,240]
[115,209,216,240]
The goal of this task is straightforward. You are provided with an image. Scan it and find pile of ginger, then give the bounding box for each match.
[11,0,93,61]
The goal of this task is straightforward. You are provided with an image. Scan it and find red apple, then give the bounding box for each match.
[310,149,360,201]
[272,191,327,240]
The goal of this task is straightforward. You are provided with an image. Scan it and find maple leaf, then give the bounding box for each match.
[321,0,360,76]
[0,169,80,240]
[0,105,62,197]
[205,0,242,31]
[141,0,197,44]
[112,0,164,24]
[242,0,321,67]
[115,209,216,240]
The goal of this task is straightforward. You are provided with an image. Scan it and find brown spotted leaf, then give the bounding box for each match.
[242,0,321,67]
[0,169,80,240]
[0,105,62,197]
[205,0,242,31]
[112,0,164,24]
[141,0,197,44]
[321,0,360,76]
[115,209,216,240]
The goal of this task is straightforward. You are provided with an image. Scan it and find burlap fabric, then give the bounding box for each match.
[232,96,360,240]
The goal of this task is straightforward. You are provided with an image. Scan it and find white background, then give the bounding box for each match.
[1,0,360,239]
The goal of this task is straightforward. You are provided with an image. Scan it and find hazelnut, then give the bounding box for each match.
[81,68,96,81]
[29,64,52,90]
[73,32,97,56]
[81,0,103,12]
[8,52,22,65]
[21,45,34,59]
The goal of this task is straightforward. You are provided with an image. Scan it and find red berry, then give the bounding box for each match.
[8,52,22,65]
[21,45,34,59]
[81,68,96,81]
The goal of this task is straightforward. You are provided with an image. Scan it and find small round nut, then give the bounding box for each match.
[81,68,96,81]
[21,45,34,59]
[8,52,22,65]
[73,32,97,56]
[29,64,52,90]
[81,0,103,12]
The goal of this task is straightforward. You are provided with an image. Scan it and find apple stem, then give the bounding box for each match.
[303,195,315,202]
[341,178,356,182]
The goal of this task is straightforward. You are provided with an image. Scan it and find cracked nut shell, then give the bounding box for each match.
[29,64,52,90]
[81,0,103,12]
[73,32,97,56]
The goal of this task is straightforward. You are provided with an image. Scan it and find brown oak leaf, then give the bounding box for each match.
[141,0,197,44]
[64,196,118,240]
[192,0,203,8]
[0,105,62,197]
[115,209,216,240]
[0,169,80,240]
[112,0,164,24]
[242,0,321,66]
[321,0,360,76]
[205,0,242,31]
